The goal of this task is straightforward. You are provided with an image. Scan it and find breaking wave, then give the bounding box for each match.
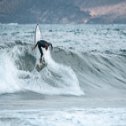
[0,44,84,96]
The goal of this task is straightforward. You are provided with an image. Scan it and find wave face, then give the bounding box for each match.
[0,45,83,95]
[52,48,126,96]
[0,24,126,97]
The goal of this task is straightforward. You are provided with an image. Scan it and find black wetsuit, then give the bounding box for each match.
[37,40,52,58]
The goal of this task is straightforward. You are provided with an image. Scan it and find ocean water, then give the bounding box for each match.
[0,24,126,126]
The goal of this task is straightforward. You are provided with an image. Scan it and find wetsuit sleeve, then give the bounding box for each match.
[48,43,53,50]
[32,42,38,50]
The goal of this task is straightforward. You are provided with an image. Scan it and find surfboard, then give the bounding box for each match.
[34,24,42,45]
[35,61,47,72]
[34,24,47,72]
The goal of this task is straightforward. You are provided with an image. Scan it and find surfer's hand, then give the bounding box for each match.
[49,45,53,51]
[32,43,37,51]
[51,46,53,51]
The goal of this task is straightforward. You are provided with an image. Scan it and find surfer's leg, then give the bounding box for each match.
[38,45,43,63]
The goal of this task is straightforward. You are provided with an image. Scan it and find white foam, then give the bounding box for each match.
[24,49,84,95]
[0,46,83,96]
[0,108,126,126]
[7,23,18,26]
[0,52,21,94]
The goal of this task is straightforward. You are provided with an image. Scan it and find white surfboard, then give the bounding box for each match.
[34,24,42,44]
[34,24,47,71]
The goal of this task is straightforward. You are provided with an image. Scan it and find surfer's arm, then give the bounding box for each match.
[32,43,38,50]
[48,43,53,50]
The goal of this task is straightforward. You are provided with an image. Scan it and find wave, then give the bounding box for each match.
[7,23,19,26]
[0,45,83,96]
[0,43,126,96]
[52,47,126,96]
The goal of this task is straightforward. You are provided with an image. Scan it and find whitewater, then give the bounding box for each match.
[0,24,126,126]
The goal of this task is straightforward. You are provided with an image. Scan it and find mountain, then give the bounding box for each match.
[0,0,126,24]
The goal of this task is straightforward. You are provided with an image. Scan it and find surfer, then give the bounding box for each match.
[32,40,53,62]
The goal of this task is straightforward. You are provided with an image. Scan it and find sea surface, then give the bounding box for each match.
[0,24,126,126]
